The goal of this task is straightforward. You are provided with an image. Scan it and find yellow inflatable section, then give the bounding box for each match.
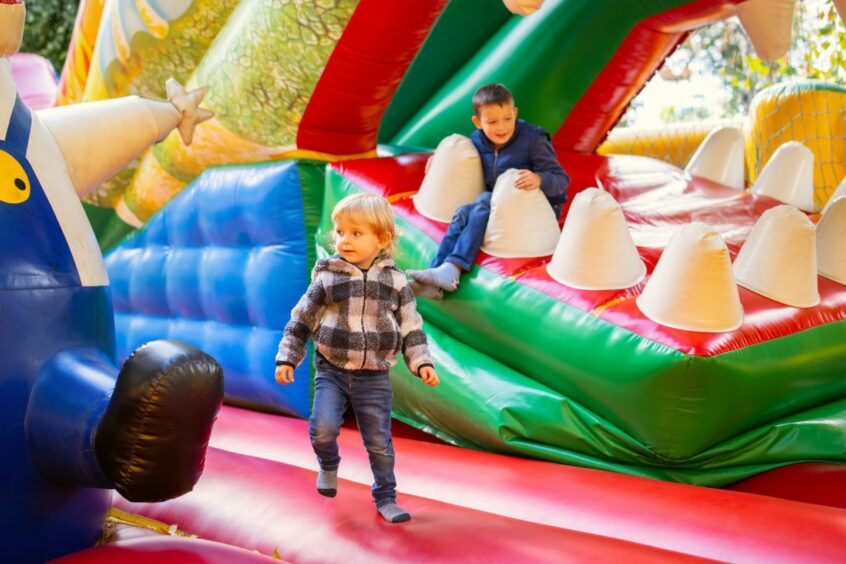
[600,81,846,208]
[57,0,106,106]
[59,0,242,219]
[62,1,844,235]
[599,119,736,169]
[57,0,359,227]
[746,82,846,208]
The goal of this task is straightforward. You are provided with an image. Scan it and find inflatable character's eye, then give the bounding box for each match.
[0,149,29,204]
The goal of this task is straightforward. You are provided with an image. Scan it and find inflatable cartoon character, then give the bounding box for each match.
[0,2,222,562]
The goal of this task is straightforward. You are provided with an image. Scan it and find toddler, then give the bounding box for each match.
[276,192,439,523]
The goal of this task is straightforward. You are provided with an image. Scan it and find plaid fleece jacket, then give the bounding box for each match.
[276,255,433,375]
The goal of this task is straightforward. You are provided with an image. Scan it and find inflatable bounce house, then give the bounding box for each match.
[3,0,846,561]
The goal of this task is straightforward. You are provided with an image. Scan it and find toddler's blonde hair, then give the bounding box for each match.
[331,192,399,257]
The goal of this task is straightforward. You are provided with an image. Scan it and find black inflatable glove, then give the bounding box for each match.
[95,340,224,502]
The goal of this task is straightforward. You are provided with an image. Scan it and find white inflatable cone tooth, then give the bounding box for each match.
[733,205,819,308]
[736,0,796,61]
[684,126,745,190]
[546,188,645,290]
[751,141,818,212]
[481,168,560,258]
[817,196,846,286]
[413,134,484,222]
[821,175,846,215]
[636,223,743,332]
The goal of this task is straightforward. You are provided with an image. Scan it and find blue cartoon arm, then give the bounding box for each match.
[25,341,223,501]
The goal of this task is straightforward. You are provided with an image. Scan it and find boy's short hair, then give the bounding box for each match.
[331,192,399,257]
[472,83,514,115]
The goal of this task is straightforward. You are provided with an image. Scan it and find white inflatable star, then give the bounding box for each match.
[166,78,214,146]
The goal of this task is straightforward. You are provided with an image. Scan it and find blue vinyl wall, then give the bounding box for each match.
[106,161,314,417]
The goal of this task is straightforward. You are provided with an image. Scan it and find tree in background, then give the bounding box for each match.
[696,0,841,113]
[641,0,846,124]
[20,0,81,72]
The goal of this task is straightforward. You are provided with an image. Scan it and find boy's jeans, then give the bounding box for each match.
[431,192,492,271]
[309,356,396,505]
[431,191,562,271]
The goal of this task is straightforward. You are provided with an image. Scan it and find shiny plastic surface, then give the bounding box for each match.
[728,463,846,510]
[115,444,715,563]
[0,74,116,562]
[297,0,447,155]
[378,0,512,142]
[96,340,223,501]
[26,347,118,489]
[51,536,279,563]
[323,153,846,483]
[3,287,116,563]
[391,0,739,151]
[106,161,315,416]
[204,406,846,563]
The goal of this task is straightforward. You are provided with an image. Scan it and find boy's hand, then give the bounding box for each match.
[275,364,295,384]
[515,170,541,191]
[425,154,433,173]
[419,366,439,387]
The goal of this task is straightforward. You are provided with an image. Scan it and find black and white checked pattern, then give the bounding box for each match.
[277,255,432,375]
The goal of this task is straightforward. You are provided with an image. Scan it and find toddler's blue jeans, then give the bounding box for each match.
[309,356,396,505]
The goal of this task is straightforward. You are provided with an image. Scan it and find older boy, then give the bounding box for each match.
[409,83,569,298]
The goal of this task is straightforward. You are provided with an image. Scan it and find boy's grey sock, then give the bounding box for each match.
[316,469,337,497]
[409,279,444,300]
[377,501,410,523]
[408,262,461,292]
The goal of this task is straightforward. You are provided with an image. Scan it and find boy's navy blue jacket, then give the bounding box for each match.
[471,119,570,206]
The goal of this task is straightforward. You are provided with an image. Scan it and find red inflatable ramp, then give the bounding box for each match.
[728,463,846,510]
[205,406,846,562]
[50,535,279,563]
[114,445,709,563]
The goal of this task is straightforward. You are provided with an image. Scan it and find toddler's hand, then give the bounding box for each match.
[419,366,439,387]
[515,170,541,191]
[425,154,433,173]
[275,365,295,384]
